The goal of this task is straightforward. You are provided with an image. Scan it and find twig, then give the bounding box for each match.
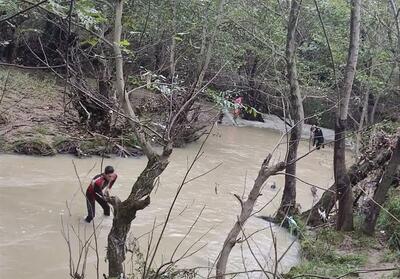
[144,125,216,277]
[0,0,49,23]
[238,221,272,279]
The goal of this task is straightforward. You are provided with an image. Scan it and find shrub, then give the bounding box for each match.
[378,190,400,250]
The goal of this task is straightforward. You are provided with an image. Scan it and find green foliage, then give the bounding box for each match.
[286,228,367,278]
[381,249,400,263]
[378,190,400,250]
[80,137,107,152]
[124,133,140,148]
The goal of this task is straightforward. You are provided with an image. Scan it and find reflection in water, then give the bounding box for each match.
[0,126,335,279]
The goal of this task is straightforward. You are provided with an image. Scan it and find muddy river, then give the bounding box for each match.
[0,125,336,278]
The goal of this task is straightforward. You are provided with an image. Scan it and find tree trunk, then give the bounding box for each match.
[192,0,225,92]
[335,119,354,231]
[169,0,177,82]
[277,0,304,219]
[388,0,400,83]
[107,2,175,277]
[304,130,392,226]
[370,94,380,124]
[304,183,336,226]
[215,155,285,279]
[335,0,361,231]
[362,136,400,235]
[107,155,171,277]
[355,85,370,157]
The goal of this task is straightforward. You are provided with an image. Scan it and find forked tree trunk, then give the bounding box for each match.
[107,154,171,277]
[107,1,174,277]
[277,0,304,219]
[362,136,400,235]
[335,0,361,231]
[215,155,285,279]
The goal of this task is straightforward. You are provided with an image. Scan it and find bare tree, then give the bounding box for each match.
[215,154,285,279]
[107,0,224,277]
[335,0,361,231]
[192,0,225,93]
[276,0,304,219]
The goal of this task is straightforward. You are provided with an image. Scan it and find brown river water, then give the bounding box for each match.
[0,125,336,278]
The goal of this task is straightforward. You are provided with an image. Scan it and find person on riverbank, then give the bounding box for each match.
[84,166,118,223]
[311,125,325,150]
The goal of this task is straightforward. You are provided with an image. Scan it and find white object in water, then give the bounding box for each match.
[287,216,298,229]
[318,208,327,222]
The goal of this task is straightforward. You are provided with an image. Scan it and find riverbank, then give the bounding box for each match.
[1,67,342,157]
[219,111,345,146]
[285,223,400,279]
[0,68,144,157]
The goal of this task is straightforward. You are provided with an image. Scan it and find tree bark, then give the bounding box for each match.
[169,0,177,82]
[304,131,392,226]
[192,0,225,92]
[388,0,400,83]
[277,0,304,219]
[335,0,361,231]
[370,94,380,124]
[355,84,370,157]
[215,155,285,279]
[362,136,400,235]
[107,155,171,278]
[107,1,174,277]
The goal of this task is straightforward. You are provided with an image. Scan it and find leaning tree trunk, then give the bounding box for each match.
[362,136,400,235]
[215,155,285,279]
[276,0,304,219]
[335,0,361,231]
[304,145,392,225]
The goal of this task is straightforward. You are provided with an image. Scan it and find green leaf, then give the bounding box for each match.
[119,40,130,47]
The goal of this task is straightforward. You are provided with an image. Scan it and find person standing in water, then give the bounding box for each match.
[311,125,325,150]
[85,166,118,223]
[233,95,244,121]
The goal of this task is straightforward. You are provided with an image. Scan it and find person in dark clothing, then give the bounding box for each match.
[85,166,118,223]
[312,125,325,150]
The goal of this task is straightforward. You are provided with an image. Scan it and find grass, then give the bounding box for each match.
[377,189,400,250]
[0,67,57,99]
[380,249,400,263]
[285,228,368,279]
[12,136,56,156]
[382,269,400,279]
[34,125,51,135]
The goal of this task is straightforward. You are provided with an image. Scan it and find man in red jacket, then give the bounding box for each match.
[85,166,118,223]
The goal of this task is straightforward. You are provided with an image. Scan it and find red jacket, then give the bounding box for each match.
[86,173,117,199]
